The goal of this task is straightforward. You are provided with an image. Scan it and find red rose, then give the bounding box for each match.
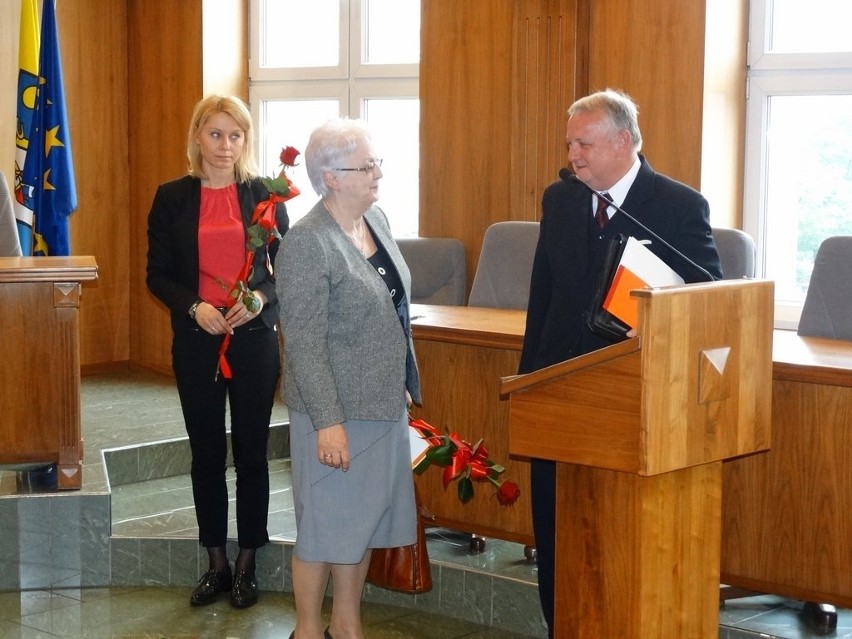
[280,146,300,167]
[496,481,520,506]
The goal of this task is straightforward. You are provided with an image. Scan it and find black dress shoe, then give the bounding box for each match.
[189,568,232,606]
[802,601,838,635]
[230,570,258,608]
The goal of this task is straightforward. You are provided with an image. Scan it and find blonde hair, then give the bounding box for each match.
[186,95,259,182]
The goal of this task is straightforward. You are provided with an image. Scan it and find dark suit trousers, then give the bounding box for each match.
[172,318,280,549]
[531,458,556,638]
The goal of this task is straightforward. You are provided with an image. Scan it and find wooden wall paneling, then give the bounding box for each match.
[589,0,707,188]
[587,0,747,226]
[700,0,747,228]
[128,0,204,374]
[0,0,746,368]
[511,0,587,221]
[58,0,131,367]
[419,0,515,291]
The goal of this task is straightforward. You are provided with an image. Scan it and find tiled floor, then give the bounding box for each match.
[0,585,533,638]
[110,462,852,639]
[2,368,851,638]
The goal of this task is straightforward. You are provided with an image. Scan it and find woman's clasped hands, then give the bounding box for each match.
[193,292,265,335]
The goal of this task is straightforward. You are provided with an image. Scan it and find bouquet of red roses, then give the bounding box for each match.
[409,416,521,506]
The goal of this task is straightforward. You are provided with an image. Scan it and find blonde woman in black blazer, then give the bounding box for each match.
[146,95,288,609]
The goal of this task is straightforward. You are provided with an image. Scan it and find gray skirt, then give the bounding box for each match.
[289,407,417,564]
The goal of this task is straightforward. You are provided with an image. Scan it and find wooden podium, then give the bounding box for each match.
[501,279,774,638]
[0,256,98,490]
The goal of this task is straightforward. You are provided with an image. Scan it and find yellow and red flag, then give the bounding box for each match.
[21,0,78,256]
[13,0,39,254]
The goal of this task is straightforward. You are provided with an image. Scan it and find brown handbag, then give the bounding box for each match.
[366,490,433,594]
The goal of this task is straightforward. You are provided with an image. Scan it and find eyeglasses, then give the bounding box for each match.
[332,158,383,174]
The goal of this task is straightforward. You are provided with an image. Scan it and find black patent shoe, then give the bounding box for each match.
[802,601,838,635]
[189,568,232,606]
[230,570,258,608]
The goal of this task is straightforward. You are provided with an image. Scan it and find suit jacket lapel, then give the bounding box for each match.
[565,186,593,267]
[364,208,413,302]
[622,154,655,214]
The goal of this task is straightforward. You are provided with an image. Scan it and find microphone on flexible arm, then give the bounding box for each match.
[558,168,717,283]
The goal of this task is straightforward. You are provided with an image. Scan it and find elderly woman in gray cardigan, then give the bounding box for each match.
[275,119,421,639]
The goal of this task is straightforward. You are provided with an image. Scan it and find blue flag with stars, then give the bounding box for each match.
[21,0,77,256]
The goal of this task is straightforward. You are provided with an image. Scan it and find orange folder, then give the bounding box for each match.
[602,237,684,327]
[603,265,648,328]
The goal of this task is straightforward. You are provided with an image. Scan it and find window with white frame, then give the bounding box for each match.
[249,0,421,236]
[744,0,852,328]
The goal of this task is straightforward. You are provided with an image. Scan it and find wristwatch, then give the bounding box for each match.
[188,300,201,320]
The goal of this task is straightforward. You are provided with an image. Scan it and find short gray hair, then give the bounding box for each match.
[568,88,643,152]
[305,119,373,197]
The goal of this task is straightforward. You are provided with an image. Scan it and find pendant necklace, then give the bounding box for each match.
[326,202,366,255]
[347,218,366,255]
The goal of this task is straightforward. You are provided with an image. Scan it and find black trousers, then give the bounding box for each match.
[172,318,280,549]
[531,458,556,638]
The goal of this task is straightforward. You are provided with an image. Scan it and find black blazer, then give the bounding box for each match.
[146,175,290,331]
[519,155,722,373]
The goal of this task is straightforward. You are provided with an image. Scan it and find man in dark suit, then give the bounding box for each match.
[519,88,722,637]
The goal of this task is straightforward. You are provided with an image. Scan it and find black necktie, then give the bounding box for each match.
[595,192,612,229]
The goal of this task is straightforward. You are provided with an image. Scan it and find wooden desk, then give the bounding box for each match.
[722,329,852,606]
[410,304,534,545]
[412,306,852,617]
[0,256,98,489]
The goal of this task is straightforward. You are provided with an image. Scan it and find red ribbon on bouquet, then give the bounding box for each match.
[214,146,301,380]
[408,416,520,506]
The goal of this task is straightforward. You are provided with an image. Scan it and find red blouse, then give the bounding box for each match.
[198,184,244,307]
